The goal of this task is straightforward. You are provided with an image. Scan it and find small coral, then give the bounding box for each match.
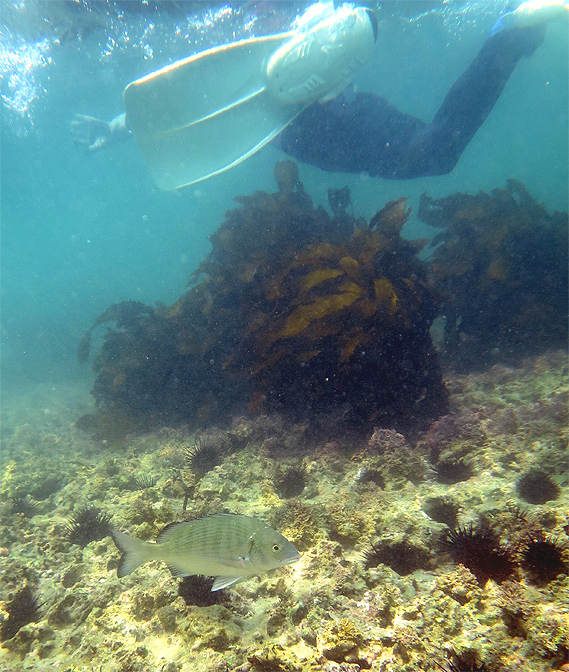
[440,523,516,585]
[368,428,409,453]
[317,618,364,664]
[516,468,560,504]
[63,506,112,547]
[269,500,321,551]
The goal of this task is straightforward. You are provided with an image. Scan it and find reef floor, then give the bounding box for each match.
[0,350,568,672]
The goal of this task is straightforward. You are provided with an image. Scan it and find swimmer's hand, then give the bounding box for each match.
[71,114,113,151]
[491,0,568,35]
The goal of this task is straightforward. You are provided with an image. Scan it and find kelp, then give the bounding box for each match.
[419,179,568,370]
[78,162,448,439]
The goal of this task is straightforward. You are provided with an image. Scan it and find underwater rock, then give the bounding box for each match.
[419,179,568,370]
[78,163,448,439]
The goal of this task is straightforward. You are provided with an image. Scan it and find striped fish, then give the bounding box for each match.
[110,513,300,591]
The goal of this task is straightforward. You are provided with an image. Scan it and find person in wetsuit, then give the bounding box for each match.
[71,4,560,181]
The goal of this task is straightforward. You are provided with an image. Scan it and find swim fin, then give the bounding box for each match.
[124,33,298,190]
[123,3,377,190]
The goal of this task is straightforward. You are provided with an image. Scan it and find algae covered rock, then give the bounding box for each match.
[420,179,568,369]
[78,162,448,440]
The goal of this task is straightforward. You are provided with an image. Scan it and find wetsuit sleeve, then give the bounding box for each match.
[273,25,546,179]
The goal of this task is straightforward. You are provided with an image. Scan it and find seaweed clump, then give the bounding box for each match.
[78,162,448,438]
[64,506,112,546]
[419,179,568,369]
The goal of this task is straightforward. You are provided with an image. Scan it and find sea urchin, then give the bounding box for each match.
[363,539,432,576]
[64,506,112,547]
[440,523,516,585]
[0,585,42,641]
[185,436,222,476]
[519,529,569,585]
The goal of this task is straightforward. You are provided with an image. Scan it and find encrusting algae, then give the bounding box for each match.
[0,167,567,672]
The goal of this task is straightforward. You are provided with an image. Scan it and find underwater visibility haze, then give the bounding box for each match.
[0,2,568,671]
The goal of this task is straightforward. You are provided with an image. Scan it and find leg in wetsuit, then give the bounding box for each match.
[273,25,546,179]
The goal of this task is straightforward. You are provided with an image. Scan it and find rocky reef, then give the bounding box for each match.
[0,351,567,672]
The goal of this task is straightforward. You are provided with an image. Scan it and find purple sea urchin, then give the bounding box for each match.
[435,649,491,671]
[422,496,460,527]
[10,495,39,517]
[434,457,474,484]
[133,474,157,490]
[363,539,433,575]
[519,530,569,585]
[64,506,112,547]
[516,468,560,504]
[0,585,42,641]
[440,523,516,585]
[185,436,222,476]
[178,576,230,607]
[274,467,306,499]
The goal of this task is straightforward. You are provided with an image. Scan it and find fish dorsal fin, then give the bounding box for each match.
[156,521,186,544]
[212,575,244,591]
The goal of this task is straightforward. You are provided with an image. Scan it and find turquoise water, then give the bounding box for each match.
[1,0,568,388]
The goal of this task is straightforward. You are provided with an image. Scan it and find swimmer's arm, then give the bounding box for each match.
[71,112,131,151]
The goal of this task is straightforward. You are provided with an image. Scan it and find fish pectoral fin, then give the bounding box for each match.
[212,575,245,591]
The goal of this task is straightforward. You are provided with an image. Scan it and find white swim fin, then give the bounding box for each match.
[124,3,377,190]
[124,33,297,191]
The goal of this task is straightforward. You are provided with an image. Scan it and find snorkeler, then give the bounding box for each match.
[71,0,568,189]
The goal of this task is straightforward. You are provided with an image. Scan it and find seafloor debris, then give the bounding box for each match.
[78,162,448,439]
[419,179,568,369]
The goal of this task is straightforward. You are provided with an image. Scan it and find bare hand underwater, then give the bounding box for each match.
[70,0,568,189]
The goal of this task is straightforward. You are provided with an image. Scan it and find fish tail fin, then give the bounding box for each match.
[110,528,155,578]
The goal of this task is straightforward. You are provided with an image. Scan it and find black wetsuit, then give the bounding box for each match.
[273,25,546,179]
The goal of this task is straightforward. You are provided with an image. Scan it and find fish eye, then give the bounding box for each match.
[272,544,280,552]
